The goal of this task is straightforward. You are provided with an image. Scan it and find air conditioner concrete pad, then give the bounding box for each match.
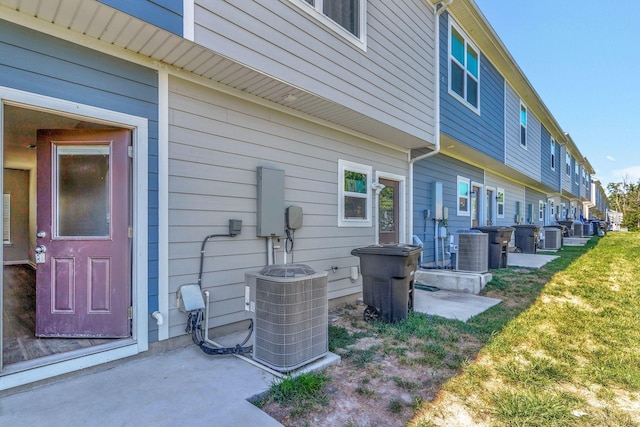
[415,269,492,294]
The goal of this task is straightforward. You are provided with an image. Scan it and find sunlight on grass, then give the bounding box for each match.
[411,233,640,426]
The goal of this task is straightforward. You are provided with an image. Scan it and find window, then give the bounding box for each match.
[550,139,556,170]
[520,103,527,147]
[457,176,470,216]
[539,201,545,222]
[3,194,10,244]
[338,159,372,227]
[550,200,556,220]
[565,153,571,176]
[575,161,579,184]
[497,188,505,218]
[449,21,479,110]
[561,202,566,220]
[296,0,365,45]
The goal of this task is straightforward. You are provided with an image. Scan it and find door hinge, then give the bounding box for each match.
[128,146,134,158]
[128,306,133,319]
[128,226,133,238]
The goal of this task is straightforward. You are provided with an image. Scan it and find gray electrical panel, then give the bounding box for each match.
[431,181,443,220]
[257,167,285,237]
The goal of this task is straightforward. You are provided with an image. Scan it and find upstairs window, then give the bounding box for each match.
[565,153,571,176]
[520,103,527,147]
[550,139,556,170]
[575,161,580,184]
[449,22,479,111]
[297,0,366,46]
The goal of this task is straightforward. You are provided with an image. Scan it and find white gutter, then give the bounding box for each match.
[408,0,452,243]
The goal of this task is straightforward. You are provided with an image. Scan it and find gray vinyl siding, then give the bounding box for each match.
[0,20,160,340]
[505,83,542,181]
[167,76,409,337]
[540,126,560,190]
[484,171,525,227]
[561,146,573,194]
[413,153,483,265]
[439,13,504,161]
[193,0,436,142]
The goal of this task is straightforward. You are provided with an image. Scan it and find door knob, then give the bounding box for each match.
[35,245,47,253]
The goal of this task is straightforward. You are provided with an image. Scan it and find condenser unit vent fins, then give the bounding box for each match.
[246,265,328,372]
[456,233,488,273]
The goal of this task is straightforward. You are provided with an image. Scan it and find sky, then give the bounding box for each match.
[472,0,640,190]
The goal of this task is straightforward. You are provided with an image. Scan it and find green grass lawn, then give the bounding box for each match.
[259,233,640,426]
[412,232,640,427]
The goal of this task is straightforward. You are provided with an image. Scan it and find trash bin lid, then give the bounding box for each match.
[512,224,541,230]
[351,244,422,257]
[258,264,316,277]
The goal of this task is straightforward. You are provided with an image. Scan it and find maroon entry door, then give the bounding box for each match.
[35,129,131,338]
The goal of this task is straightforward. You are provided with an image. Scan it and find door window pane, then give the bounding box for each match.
[379,186,395,232]
[56,145,110,237]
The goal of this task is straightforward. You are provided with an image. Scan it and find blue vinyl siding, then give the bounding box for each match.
[0,20,160,340]
[413,152,483,264]
[98,0,183,36]
[439,13,504,162]
[540,126,560,190]
[524,187,546,226]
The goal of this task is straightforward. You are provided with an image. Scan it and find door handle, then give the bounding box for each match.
[35,245,47,254]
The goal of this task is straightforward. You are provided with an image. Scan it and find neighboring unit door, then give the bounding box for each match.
[35,129,131,338]
[485,188,494,226]
[378,178,399,244]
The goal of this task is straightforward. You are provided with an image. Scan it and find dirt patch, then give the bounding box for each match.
[259,303,483,427]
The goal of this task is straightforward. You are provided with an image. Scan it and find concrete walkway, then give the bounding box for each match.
[1,345,284,427]
[507,252,559,268]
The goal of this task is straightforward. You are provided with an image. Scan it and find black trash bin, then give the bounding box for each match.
[512,224,541,254]
[472,226,515,269]
[557,220,574,237]
[351,244,422,323]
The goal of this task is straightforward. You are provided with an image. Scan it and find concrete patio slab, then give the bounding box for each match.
[0,341,339,427]
[413,289,501,322]
[507,253,558,268]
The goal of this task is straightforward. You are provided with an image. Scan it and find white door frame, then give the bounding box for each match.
[374,171,406,244]
[0,87,148,390]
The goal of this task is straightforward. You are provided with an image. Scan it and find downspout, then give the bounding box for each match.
[408,0,452,250]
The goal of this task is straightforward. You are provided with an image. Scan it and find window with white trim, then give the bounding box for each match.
[520,103,527,147]
[550,138,556,170]
[338,159,372,227]
[3,194,10,244]
[457,176,470,216]
[539,201,545,222]
[550,200,555,220]
[449,21,479,111]
[565,153,571,176]
[497,188,505,218]
[575,161,580,184]
[295,0,366,46]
